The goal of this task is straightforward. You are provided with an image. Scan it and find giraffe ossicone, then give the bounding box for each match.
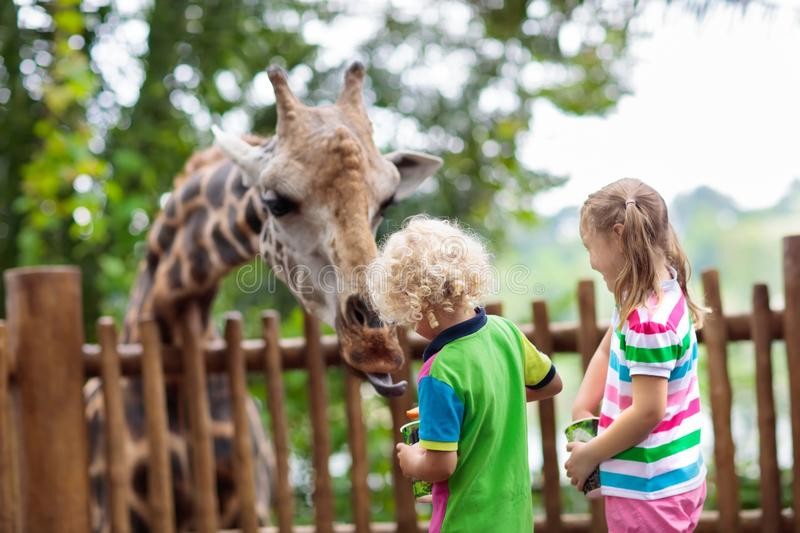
[209,125,263,186]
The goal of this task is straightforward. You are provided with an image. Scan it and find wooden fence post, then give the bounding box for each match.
[261,311,293,533]
[180,303,218,533]
[140,318,176,533]
[576,280,605,533]
[344,366,371,533]
[389,327,418,533]
[783,235,800,533]
[751,284,781,533]
[304,311,334,533]
[701,270,740,530]
[533,300,562,533]
[0,320,20,533]
[224,313,259,533]
[98,318,131,533]
[4,267,91,532]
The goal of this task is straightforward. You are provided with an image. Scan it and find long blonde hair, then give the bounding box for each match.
[580,178,707,328]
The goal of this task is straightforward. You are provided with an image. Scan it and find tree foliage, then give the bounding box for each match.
[1,0,637,323]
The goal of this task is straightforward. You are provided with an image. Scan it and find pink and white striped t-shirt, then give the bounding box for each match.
[598,270,706,500]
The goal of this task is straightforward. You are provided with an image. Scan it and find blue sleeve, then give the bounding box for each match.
[418,376,464,451]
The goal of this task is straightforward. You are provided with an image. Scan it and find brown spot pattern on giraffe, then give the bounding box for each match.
[156,223,177,253]
[206,162,233,208]
[212,223,246,266]
[164,197,177,219]
[244,196,263,234]
[179,177,202,203]
[167,259,182,290]
[227,205,254,255]
[183,207,209,284]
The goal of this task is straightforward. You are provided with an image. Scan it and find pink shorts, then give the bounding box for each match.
[604,482,706,533]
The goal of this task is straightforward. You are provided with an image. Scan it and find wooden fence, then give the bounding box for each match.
[0,234,799,532]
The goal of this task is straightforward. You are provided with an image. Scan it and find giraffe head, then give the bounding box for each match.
[213,62,441,396]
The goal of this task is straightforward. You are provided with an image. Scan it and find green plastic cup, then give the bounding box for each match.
[564,417,602,499]
[400,421,433,503]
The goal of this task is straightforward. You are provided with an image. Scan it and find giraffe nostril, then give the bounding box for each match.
[345,295,382,328]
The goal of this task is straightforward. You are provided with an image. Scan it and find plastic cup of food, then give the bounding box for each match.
[564,417,602,499]
[400,420,433,503]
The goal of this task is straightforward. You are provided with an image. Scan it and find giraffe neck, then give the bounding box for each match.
[122,136,276,344]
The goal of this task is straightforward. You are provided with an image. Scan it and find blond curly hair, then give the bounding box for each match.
[367,216,493,328]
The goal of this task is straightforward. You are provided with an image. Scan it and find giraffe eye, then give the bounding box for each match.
[261,189,298,217]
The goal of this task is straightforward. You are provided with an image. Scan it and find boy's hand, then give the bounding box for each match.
[395,442,424,478]
[564,441,599,492]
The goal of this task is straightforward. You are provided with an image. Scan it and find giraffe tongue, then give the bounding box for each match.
[365,372,408,397]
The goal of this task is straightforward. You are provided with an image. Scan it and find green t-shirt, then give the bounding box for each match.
[417,307,555,533]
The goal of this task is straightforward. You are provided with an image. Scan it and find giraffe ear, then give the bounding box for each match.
[212,125,262,187]
[385,151,443,201]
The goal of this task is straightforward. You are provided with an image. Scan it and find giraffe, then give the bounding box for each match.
[84,62,443,532]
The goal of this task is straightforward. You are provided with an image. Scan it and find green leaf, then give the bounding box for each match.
[111,150,146,176]
[54,10,84,34]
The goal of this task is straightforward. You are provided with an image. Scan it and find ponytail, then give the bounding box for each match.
[615,201,661,329]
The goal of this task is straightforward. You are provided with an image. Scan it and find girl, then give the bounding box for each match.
[565,178,707,532]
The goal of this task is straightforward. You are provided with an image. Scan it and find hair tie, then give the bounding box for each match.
[625,199,636,208]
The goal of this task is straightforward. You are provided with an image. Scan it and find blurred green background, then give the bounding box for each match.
[1,0,799,525]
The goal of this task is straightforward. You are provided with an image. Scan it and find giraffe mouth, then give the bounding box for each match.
[364,372,408,397]
[336,295,407,397]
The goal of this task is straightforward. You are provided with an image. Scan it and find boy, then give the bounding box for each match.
[367,216,563,532]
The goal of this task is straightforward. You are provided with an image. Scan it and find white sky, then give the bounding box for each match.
[523,1,800,215]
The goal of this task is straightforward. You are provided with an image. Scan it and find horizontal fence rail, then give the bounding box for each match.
[0,234,798,533]
[65,309,786,380]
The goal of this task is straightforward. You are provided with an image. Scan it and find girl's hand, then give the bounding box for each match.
[564,441,600,492]
[395,442,424,478]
